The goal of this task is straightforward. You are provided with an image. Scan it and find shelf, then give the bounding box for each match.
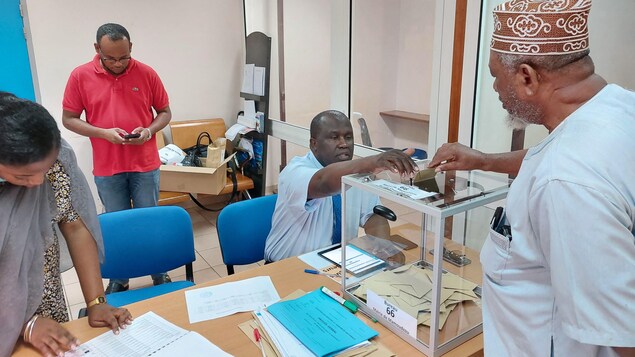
[240,92,266,101]
[380,110,430,123]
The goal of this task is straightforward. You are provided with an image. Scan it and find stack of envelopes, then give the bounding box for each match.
[353,265,479,329]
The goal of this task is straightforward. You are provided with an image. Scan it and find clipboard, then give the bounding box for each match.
[318,244,386,277]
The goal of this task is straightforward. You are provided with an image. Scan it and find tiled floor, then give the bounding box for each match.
[60,206,264,320]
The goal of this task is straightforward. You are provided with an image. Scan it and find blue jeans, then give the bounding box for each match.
[94,169,160,212]
[95,169,166,284]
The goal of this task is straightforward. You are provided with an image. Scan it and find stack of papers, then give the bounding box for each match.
[225,100,264,140]
[353,265,479,329]
[64,312,232,357]
[267,289,378,356]
[241,64,266,96]
[240,316,393,357]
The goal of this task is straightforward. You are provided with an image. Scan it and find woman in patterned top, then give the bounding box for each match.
[35,140,133,330]
[0,92,131,356]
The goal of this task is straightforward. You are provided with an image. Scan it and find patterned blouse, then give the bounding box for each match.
[46,160,80,224]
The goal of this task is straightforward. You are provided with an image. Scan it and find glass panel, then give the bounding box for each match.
[350,0,435,155]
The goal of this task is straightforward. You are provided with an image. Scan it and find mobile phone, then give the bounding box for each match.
[123,133,141,139]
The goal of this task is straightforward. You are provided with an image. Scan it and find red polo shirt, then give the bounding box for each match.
[63,55,169,176]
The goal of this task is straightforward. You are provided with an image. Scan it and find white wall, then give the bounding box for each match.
[24,0,245,207]
[471,0,635,154]
[351,0,435,152]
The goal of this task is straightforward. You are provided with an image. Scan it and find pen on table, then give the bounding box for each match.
[304,269,339,277]
[253,328,266,357]
[320,286,358,313]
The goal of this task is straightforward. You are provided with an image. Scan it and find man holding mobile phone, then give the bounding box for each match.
[62,23,172,293]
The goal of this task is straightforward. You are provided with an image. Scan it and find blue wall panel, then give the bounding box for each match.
[0,0,36,101]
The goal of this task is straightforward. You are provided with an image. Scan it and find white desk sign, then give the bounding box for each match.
[366,289,417,339]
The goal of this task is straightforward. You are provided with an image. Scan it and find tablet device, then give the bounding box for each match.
[318,244,386,277]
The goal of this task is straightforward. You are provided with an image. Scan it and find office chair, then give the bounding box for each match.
[217,194,277,275]
[98,206,196,308]
[357,117,427,160]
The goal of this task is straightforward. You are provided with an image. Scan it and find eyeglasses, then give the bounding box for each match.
[99,51,131,65]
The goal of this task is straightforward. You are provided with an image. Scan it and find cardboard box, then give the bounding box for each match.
[159,154,235,195]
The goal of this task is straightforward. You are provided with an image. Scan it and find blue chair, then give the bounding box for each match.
[217,194,277,275]
[99,206,196,307]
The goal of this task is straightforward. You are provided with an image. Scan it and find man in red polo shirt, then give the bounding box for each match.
[62,23,172,294]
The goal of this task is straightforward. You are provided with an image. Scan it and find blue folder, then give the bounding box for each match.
[267,288,378,357]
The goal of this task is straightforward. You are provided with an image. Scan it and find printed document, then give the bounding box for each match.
[185,275,280,323]
[64,311,232,356]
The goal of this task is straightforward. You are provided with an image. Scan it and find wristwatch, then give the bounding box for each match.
[87,295,107,308]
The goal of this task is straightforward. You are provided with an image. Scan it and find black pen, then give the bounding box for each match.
[491,206,504,229]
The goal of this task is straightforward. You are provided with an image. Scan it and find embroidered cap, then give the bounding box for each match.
[491,0,591,56]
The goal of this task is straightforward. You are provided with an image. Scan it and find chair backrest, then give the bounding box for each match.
[357,117,373,147]
[170,119,226,148]
[99,206,195,280]
[217,195,277,268]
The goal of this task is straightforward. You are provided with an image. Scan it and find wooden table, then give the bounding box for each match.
[12,258,483,356]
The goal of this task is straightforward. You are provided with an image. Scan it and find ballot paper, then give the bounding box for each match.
[185,276,280,323]
[370,179,437,200]
[64,312,232,357]
[353,265,479,330]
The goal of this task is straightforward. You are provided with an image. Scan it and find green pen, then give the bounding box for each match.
[320,286,358,313]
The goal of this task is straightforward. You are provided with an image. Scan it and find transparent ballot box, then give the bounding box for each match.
[340,169,510,356]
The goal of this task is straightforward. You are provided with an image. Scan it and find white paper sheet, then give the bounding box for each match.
[64,312,232,357]
[185,276,280,323]
[244,100,256,117]
[370,179,437,200]
[225,123,255,140]
[241,64,255,94]
[253,67,266,96]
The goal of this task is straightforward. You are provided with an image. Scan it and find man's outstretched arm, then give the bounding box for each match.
[428,142,526,176]
[308,149,418,199]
